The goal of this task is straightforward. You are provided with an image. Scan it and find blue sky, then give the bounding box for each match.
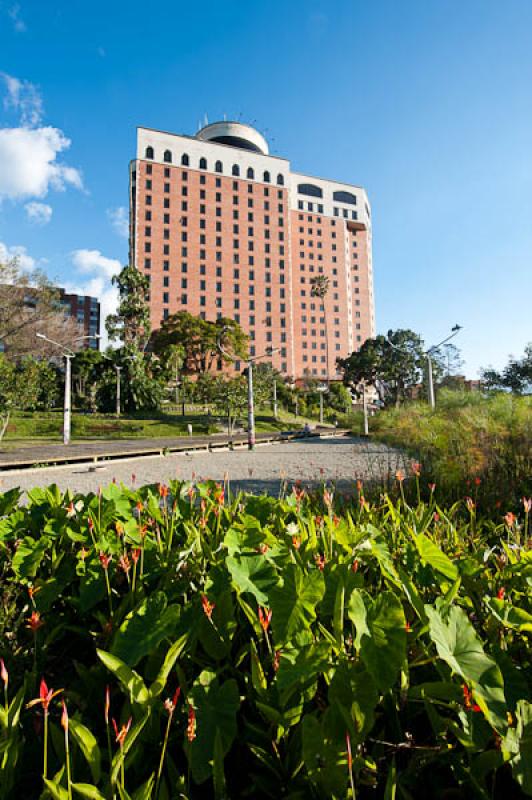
[1,0,531,372]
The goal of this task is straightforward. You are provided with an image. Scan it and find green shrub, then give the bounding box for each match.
[0,481,530,798]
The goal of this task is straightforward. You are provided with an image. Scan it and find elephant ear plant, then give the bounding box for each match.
[0,473,531,799]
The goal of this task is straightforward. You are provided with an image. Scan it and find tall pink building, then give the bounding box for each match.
[129,121,375,379]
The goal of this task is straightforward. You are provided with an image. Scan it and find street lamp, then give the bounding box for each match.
[217,330,280,450]
[387,325,463,409]
[36,332,100,444]
[101,354,124,418]
[316,384,328,425]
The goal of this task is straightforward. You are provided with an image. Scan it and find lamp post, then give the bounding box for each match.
[316,384,328,424]
[217,329,279,450]
[36,332,100,445]
[272,378,278,419]
[387,325,463,409]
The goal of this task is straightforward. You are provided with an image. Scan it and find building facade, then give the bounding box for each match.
[59,290,100,349]
[129,121,374,379]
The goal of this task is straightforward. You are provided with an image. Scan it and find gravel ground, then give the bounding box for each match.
[0,436,406,497]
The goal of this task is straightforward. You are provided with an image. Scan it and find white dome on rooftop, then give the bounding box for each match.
[195,121,269,155]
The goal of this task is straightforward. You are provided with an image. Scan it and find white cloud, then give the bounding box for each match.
[7,3,26,32]
[0,240,36,270]
[2,72,41,126]
[0,126,83,201]
[70,249,122,348]
[25,201,52,225]
[107,206,129,238]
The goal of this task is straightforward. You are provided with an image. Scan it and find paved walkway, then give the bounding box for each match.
[0,436,406,497]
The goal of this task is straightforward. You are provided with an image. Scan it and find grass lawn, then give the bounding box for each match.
[2,407,321,447]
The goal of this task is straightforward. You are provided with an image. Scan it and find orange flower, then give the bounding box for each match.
[292,535,301,550]
[351,559,359,573]
[258,607,272,632]
[0,658,8,689]
[136,500,143,513]
[258,543,269,554]
[61,699,69,732]
[112,716,132,746]
[462,684,481,713]
[164,686,181,715]
[523,497,532,513]
[118,553,131,575]
[187,704,196,742]
[28,585,41,601]
[356,479,363,492]
[323,489,333,507]
[104,685,110,725]
[474,477,481,487]
[504,512,516,527]
[26,610,44,632]
[201,595,215,620]
[433,512,440,522]
[405,621,412,632]
[99,552,112,570]
[214,486,225,505]
[26,677,63,715]
[497,587,505,600]
[131,548,141,564]
[395,469,405,483]
[411,462,421,477]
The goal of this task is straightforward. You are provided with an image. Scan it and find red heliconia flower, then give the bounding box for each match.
[314,515,323,527]
[356,479,363,492]
[497,587,505,600]
[187,704,196,742]
[315,553,326,571]
[323,489,333,507]
[28,585,41,601]
[215,486,225,505]
[118,554,131,575]
[61,699,69,732]
[346,731,353,771]
[26,610,44,632]
[115,521,124,536]
[136,500,143,513]
[112,716,132,746]
[523,497,532,513]
[504,512,516,527]
[405,621,412,632]
[0,658,8,689]
[292,535,301,550]
[66,501,75,517]
[433,512,440,522]
[26,677,63,715]
[258,607,272,632]
[104,685,110,725]
[462,684,481,713]
[428,483,436,492]
[411,462,421,477]
[159,483,169,499]
[164,686,181,714]
[352,559,359,573]
[258,543,269,555]
[99,552,112,570]
[465,497,475,512]
[474,477,482,487]
[201,595,215,620]
[88,518,94,531]
[131,548,141,564]
[395,469,405,483]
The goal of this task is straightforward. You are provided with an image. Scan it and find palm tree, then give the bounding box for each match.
[310,275,330,387]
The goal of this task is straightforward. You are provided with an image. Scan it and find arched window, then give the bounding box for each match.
[181,153,189,166]
[163,150,172,163]
[145,146,154,159]
[333,190,357,205]
[199,157,207,170]
[263,170,270,183]
[232,164,240,176]
[298,183,323,198]
[215,160,223,173]
[277,173,284,186]
[247,167,254,179]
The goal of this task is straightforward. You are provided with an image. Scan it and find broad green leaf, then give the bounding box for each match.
[347,590,370,651]
[332,578,345,648]
[506,700,532,794]
[11,535,48,579]
[111,591,180,667]
[250,639,267,693]
[414,533,458,581]
[360,591,406,691]
[132,774,155,800]
[384,757,397,800]
[226,553,278,604]
[275,640,331,707]
[97,649,149,705]
[213,730,227,800]
[72,784,107,800]
[426,604,507,731]
[302,712,348,797]
[269,565,325,646]
[43,778,69,800]
[150,634,188,698]
[485,597,532,633]
[187,671,239,785]
[69,718,101,783]
[110,713,150,786]
[328,659,378,744]
[117,785,133,800]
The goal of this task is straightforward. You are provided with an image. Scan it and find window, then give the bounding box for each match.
[333,190,357,205]
[163,149,172,163]
[232,164,240,176]
[215,160,223,173]
[263,170,270,183]
[277,174,284,186]
[181,153,189,166]
[247,167,254,179]
[298,183,323,198]
[145,146,154,159]
[146,164,152,175]
[199,157,207,170]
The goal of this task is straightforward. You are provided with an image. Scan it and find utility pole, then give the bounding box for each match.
[115,366,122,418]
[273,379,278,419]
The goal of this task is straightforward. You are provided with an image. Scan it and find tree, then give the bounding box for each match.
[106,265,151,349]
[0,256,83,361]
[338,329,426,407]
[481,343,532,395]
[71,349,105,407]
[151,312,248,375]
[310,275,330,383]
[0,355,15,442]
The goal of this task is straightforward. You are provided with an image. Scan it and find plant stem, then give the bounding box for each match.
[104,569,113,617]
[155,712,173,798]
[43,710,48,781]
[120,742,125,789]
[64,722,73,800]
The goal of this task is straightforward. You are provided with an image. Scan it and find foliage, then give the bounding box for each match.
[106,266,151,350]
[0,356,59,441]
[151,312,248,375]
[0,476,530,799]
[370,390,532,504]
[481,344,532,395]
[96,348,168,414]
